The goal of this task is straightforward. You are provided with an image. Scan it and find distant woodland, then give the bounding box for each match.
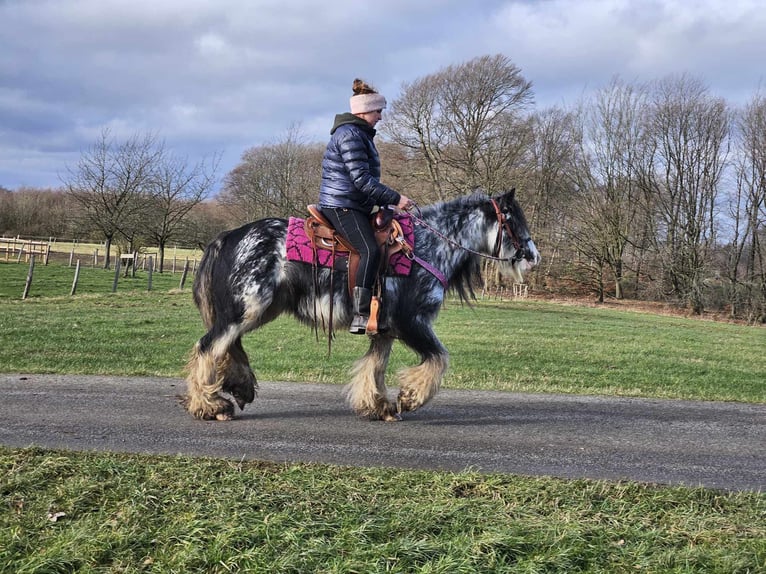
[3,55,765,322]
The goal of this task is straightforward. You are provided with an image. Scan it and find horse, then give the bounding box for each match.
[183,188,540,422]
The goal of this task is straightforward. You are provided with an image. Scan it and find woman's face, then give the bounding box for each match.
[358,109,383,127]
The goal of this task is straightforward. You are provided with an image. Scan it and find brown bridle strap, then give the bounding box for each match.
[407,199,523,264]
[490,199,522,258]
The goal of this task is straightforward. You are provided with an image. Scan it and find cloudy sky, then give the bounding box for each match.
[1,0,764,190]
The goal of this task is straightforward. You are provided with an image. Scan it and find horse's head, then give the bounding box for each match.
[491,188,541,283]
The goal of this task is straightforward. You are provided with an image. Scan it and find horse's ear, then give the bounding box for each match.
[494,187,516,207]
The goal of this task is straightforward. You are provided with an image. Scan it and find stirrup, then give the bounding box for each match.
[349,314,369,335]
[366,296,381,335]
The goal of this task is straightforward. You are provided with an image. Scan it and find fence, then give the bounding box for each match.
[479,283,529,301]
[13,254,197,299]
[1,236,50,263]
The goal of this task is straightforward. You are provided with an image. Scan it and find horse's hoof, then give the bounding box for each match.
[194,397,235,421]
[223,376,256,410]
[382,411,402,422]
[378,401,402,422]
[396,392,418,414]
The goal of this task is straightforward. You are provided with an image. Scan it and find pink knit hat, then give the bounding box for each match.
[350,92,387,114]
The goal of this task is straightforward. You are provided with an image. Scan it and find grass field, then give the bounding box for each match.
[1,261,764,402]
[2,447,764,573]
[1,261,764,572]
[42,239,202,260]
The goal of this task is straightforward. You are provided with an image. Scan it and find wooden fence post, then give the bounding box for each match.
[147,256,154,291]
[112,258,121,293]
[71,260,81,296]
[179,258,190,290]
[22,255,35,299]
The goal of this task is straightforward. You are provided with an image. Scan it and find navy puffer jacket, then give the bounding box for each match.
[318,113,401,213]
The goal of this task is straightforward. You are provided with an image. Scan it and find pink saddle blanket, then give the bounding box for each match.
[285,214,414,276]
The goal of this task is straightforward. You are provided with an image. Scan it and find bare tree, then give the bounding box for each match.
[63,129,162,268]
[384,54,533,198]
[143,151,219,272]
[219,125,323,224]
[0,187,72,238]
[727,93,766,321]
[636,75,730,313]
[376,141,433,204]
[525,106,580,289]
[179,200,231,250]
[571,78,648,300]
[0,187,11,234]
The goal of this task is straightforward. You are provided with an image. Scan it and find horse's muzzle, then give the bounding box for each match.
[514,238,541,267]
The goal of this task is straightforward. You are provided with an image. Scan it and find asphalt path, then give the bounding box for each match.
[1,373,763,492]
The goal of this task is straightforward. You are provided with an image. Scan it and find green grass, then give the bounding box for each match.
[2,447,764,574]
[1,261,765,572]
[0,259,187,299]
[1,261,764,402]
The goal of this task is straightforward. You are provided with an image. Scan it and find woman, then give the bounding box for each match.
[319,79,411,334]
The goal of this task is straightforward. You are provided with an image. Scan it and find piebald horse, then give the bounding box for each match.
[183,189,540,421]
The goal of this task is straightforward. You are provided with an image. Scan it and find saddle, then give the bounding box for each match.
[304,205,412,295]
[304,205,413,336]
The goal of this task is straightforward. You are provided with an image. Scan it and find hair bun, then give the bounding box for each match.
[352,78,377,95]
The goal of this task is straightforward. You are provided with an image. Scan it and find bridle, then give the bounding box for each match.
[407,199,530,264]
[490,199,530,262]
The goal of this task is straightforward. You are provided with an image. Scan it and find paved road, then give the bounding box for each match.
[1,373,763,492]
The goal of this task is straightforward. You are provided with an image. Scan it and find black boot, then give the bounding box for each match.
[350,287,372,334]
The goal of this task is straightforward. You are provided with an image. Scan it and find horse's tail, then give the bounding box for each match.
[192,236,224,330]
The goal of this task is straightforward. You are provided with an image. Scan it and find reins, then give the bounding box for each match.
[406,199,526,264]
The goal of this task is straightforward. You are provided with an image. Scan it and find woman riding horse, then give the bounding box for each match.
[183,186,540,422]
[318,78,412,334]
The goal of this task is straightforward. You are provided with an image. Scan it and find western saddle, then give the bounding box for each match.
[304,205,412,335]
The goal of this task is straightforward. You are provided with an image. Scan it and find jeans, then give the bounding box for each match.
[321,207,379,290]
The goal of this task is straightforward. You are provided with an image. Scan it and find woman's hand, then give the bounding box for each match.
[396,195,412,211]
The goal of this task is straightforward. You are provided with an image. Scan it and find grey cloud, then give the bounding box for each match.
[1,0,764,189]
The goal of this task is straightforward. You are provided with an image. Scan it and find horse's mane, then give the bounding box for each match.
[419,192,490,304]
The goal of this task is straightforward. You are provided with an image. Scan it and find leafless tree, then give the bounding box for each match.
[384,54,533,199]
[727,93,766,321]
[219,125,323,224]
[143,151,219,272]
[524,106,580,289]
[571,78,648,300]
[636,75,730,313]
[376,141,433,204]
[0,187,72,238]
[179,200,231,250]
[63,129,162,268]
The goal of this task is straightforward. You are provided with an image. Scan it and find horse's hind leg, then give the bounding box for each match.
[396,327,449,415]
[346,335,397,421]
[184,326,244,421]
[221,337,257,410]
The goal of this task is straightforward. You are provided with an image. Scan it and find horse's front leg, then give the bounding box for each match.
[346,335,398,421]
[396,324,449,415]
